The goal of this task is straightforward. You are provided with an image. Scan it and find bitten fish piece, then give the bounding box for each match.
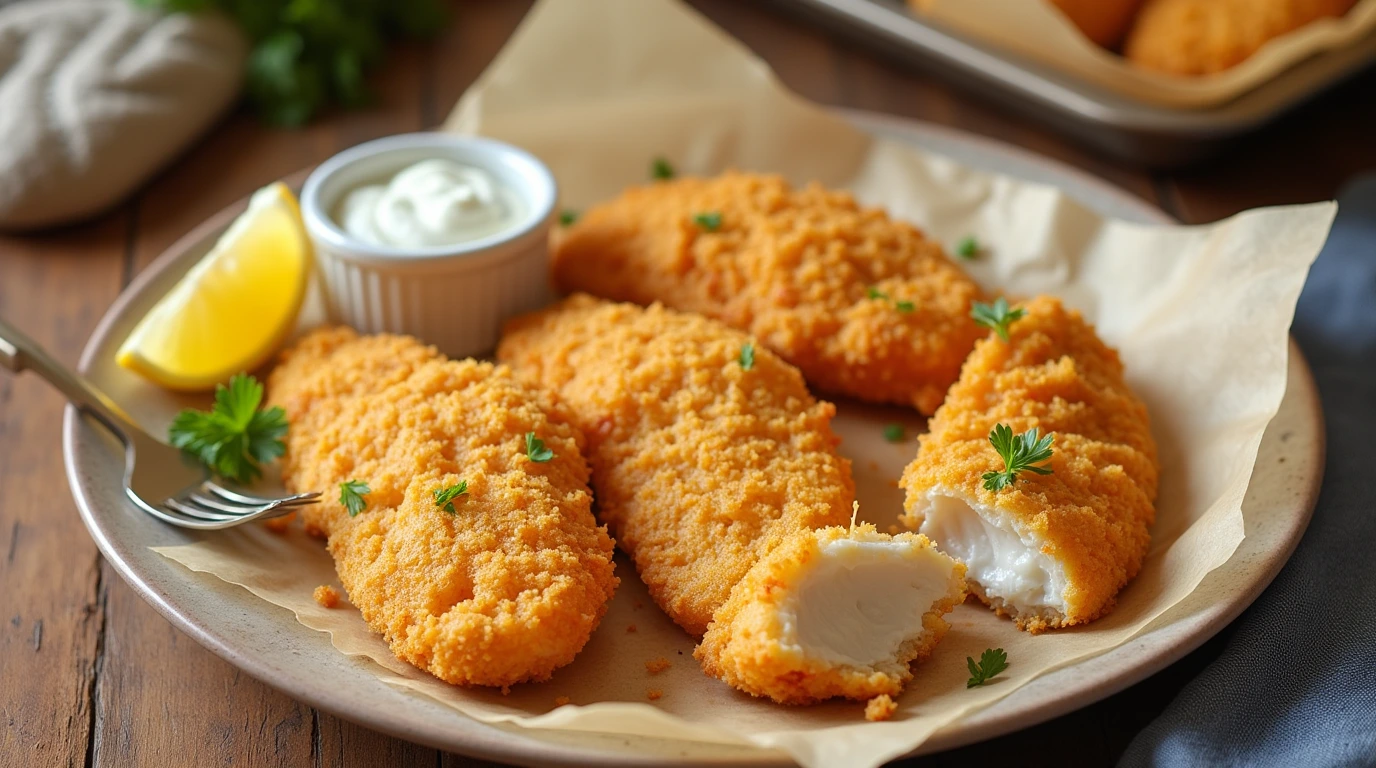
[497,295,855,636]
[550,172,985,414]
[900,297,1158,632]
[1125,0,1357,75]
[697,525,966,705]
[268,327,619,687]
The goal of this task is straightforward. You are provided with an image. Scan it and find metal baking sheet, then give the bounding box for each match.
[761,0,1376,166]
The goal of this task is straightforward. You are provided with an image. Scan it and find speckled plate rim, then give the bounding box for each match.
[62,112,1325,767]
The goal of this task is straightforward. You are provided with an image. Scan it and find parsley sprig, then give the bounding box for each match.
[971,297,1025,342]
[433,481,469,515]
[559,210,578,226]
[966,648,1009,688]
[883,424,905,443]
[738,343,755,371]
[168,374,287,485]
[692,211,722,231]
[982,424,1054,491]
[866,286,915,313]
[651,157,675,180]
[525,432,554,463]
[135,0,447,126]
[339,480,370,517]
[955,235,980,260]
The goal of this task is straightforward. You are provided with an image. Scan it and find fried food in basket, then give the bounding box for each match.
[1125,0,1358,75]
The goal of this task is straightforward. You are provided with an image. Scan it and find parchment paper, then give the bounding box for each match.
[911,0,1376,107]
[154,0,1337,766]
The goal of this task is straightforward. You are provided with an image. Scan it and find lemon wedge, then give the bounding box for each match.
[117,182,310,391]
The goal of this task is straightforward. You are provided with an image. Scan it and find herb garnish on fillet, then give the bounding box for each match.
[433,481,469,515]
[982,424,1054,491]
[525,432,554,463]
[339,480,370,517]
[955,235,980,260]
[966,648,1009,687]
[738,343,755,370]
[692,211,722,231]
[168,373,287,485]
[971,297,1026,342]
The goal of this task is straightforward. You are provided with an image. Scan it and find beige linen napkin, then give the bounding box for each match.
[0,0,245,230]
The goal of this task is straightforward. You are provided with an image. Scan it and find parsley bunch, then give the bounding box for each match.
[168,374,288,485]
[133,0,448,125]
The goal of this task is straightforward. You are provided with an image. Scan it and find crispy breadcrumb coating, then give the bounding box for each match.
[1125,0,1356,75]
[268,328,618,688]
[697,525,966,705]
[900,297,1157,632]
[865,694,898,722]
[549,172,985,413]
[498,296,854,635]
[313,585,340,608]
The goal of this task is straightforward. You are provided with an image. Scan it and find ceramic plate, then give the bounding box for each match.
[63,113,1324,766]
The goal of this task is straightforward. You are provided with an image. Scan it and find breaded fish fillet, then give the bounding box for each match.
[268,327,619,687]
[697,525,966,705]
[497,295,855,636]
[900,297,1158,632]
[549,172,985,414]
[1125,0,1356,75]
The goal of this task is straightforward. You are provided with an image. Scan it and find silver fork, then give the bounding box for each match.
[0,317,320,530]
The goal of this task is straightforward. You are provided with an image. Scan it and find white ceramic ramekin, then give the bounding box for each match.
[298,133,556,359]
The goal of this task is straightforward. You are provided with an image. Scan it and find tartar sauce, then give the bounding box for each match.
[335,159,524,248]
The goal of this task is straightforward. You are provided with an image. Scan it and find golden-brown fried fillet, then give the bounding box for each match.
[1125,0,1356,75]
[497,295,855,636]
[268,327,618,687]
[550,172,985,414]
[900,297,1158,632]
[697,525,965,705]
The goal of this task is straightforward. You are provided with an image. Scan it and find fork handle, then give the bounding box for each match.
[0,315,142,440]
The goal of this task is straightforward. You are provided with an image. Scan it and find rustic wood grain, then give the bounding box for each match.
[1,1,1373,766]
[0,218,127,767]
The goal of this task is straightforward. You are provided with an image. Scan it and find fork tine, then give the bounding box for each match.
[166,497,243,521]
[202,481,322,506]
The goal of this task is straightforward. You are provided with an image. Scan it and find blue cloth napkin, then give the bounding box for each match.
[1121,175,1376,767]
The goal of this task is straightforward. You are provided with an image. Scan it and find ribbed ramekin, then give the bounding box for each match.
[298,133,556,359]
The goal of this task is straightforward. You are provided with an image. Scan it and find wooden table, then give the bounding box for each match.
[1,2,1371,765]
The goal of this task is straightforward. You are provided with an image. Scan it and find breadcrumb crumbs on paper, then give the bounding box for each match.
[647,689,663,701]
[312,585,340,608]
[645,658,671,675]
[634,600,644,609]
[626,624,637,633]
[264,513,294,533]
[553,696,571,706]
[865,694,897,722]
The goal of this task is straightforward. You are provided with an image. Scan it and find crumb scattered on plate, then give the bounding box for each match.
[865,694,897,722]
[313,585,340,608]
[554,696,571,706]
[626,624,637,633]
[647,689,663,701]
[645,657,671,675]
